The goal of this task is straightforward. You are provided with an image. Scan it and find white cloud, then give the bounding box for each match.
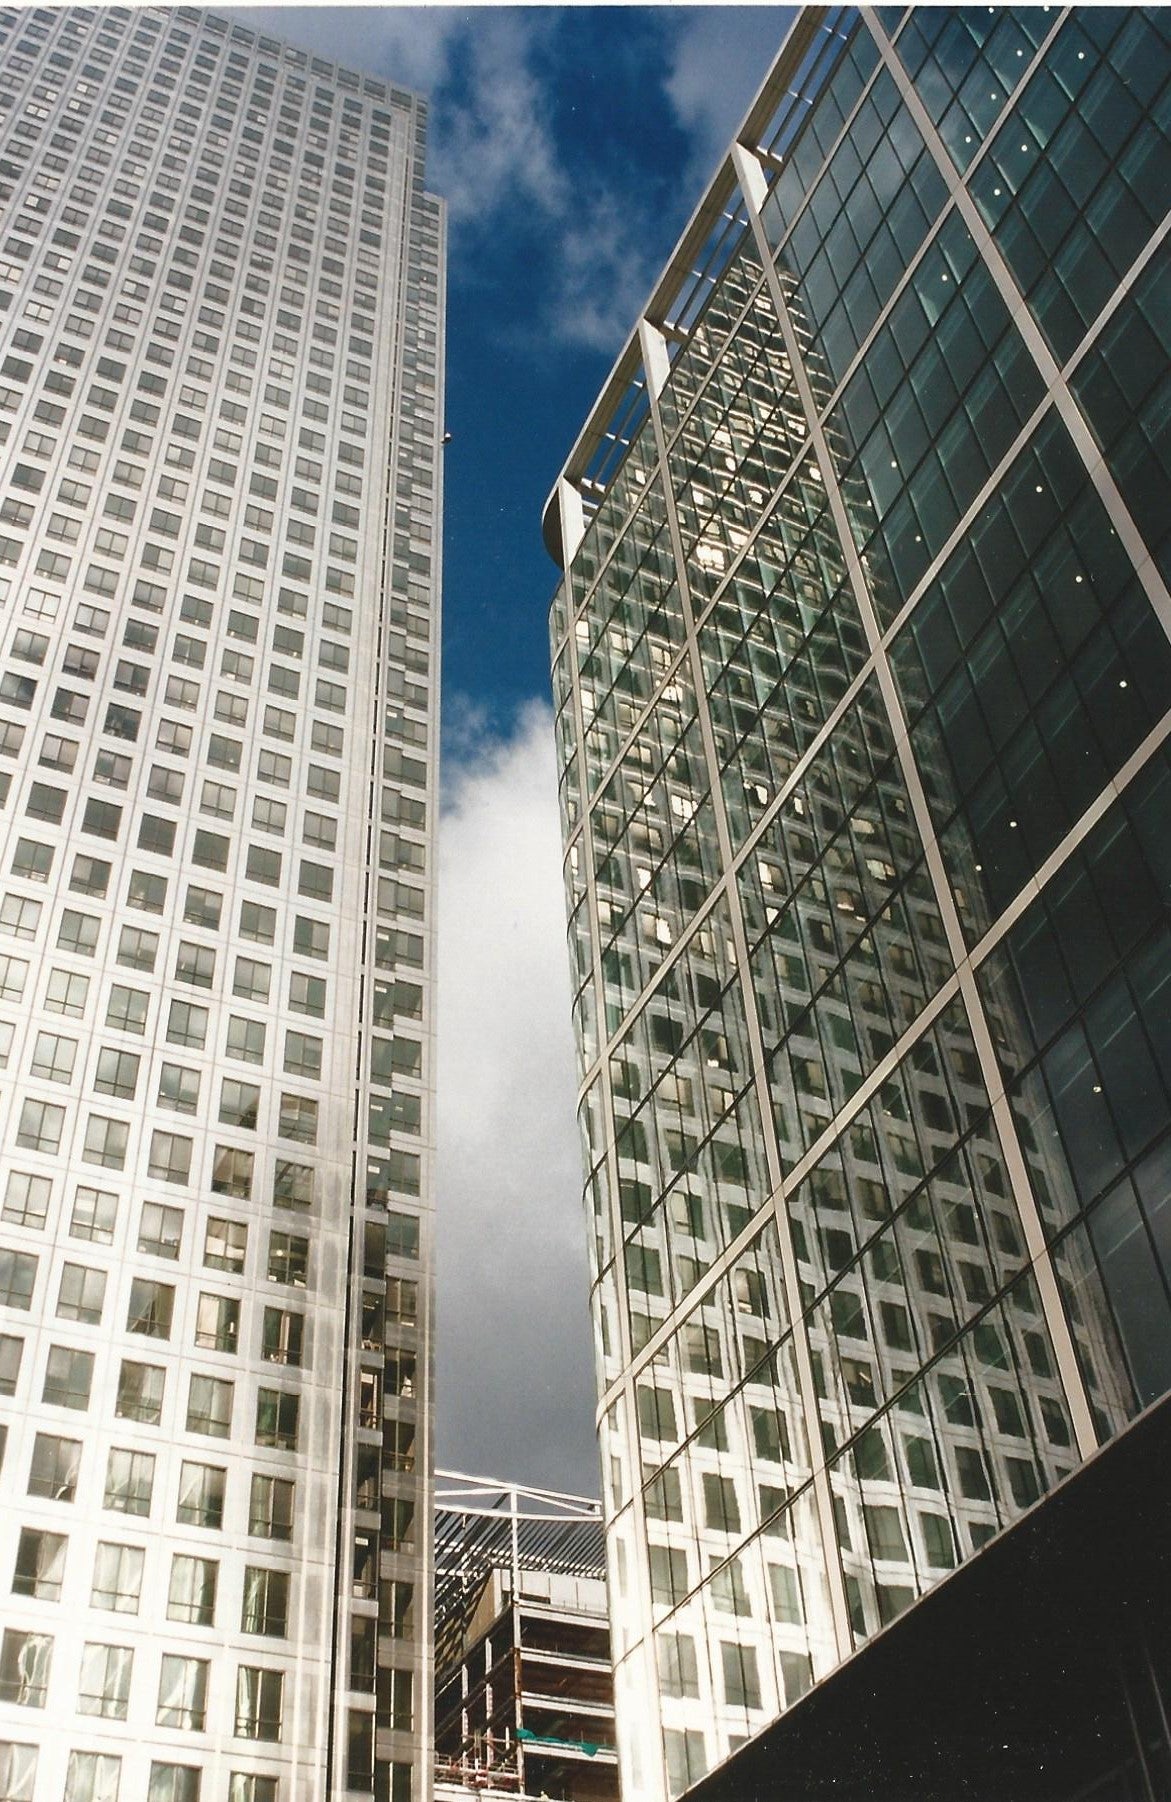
[224,7,566,226]
[223,6,793,357]
[547,188,664,356]
[436,701,600,1495]
[664,6,797,192]
[430,11,567,226]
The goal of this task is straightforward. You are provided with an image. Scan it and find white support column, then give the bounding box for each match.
[731,140,769,216]
[637,317,671,404]
[557,474,586,566]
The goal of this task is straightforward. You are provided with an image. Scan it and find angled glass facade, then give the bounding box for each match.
[546,10,1171,1800]
[0,7,442,1801]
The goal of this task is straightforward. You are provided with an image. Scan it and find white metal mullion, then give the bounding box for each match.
[641,295,856,1659]
[595,698,1171,1414]
[737,133,1099,1459]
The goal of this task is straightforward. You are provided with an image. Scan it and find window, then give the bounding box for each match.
[283,1031,321,1079]
[82,797,121,840]
[246,845,281,885]
[158,1063,199,1114]
[267,1232,308,1287]
[219,1080,260,1130]
[234,955,273,1007]
[235,1665,283,1741]
[12,1529,66,1601]
[117,925,158,971]
[261,1307,303,1367]
[256,750,290,789]
[78,1641,133,1719]
[138,813,176,856]
[57,1263,106,1324]
[195,1292,239,1354]
[127,1278,174,1339]
[278,1094,317,1144]
[386,1212,420,1260]
[91,1541,144,1614]
[97,751,133,790]
[167,1000,208,1048]
[42,1344,93,1410]
[45,968,89,1017]
[255,1388,299,1451]
[176,941,215,988]
[93,1047,139,1098]
[241,1567,288,1637]
[210,1143,254,1199]
[201,778,235,818]
[115,1360,164,1426]
[105,984,148,1032]
[3,1172,50,1230]
[240,900,276,942]
[65,1181,114,1247]
[252,796,286,835]
[16,1098,64,1152]
[249,1473,293,1540]
[27,1432,80,1503]
[0,1334,22,1398]
[176,1461,226,1531]
[39,734,77,773]
[65,1751,123,1800]
[83,1114,128,1169]
[24,785,63,825]
[147,1765,200,1802]
[385,1278,417,1327]
[192,828,228,870]
[205,1216,247,1273]
[31,1030,77,1087]
[104,1447,155,1517]
[0,1631,51,1707]
[303,810,336,850]
[0,896,42,941]
[273,1161,313,1210]
[184,885,221,930]
[167,1556,217,1627]
[138,1201,182,1260]
[293,915,328,959]
[157,1654,209,1731]
[223,1016,266,1073]
[148,1131,191,1185]
[229,1777,276,1802]
[187,1373,232,1438]
[297,857,333,901]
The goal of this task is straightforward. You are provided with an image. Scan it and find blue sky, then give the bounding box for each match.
[231,4,794,1494]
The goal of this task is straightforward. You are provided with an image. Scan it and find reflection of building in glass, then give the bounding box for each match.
[434,1474,616,1802]
[545,10,1171,1800]
[0,8,442,1800]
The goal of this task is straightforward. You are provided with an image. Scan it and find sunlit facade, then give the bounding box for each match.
[546,9,1171,1799]
[0,7,441,1801]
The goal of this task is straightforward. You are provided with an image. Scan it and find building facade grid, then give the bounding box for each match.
[0,7,443,1802]
[547,8,1171,1799]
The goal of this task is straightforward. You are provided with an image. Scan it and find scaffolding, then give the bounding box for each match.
[434,1472,615,1801]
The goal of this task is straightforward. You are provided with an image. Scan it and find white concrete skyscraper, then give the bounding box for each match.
[0,7,442,1801]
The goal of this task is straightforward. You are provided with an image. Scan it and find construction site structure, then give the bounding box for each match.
[434,1472,618,1802]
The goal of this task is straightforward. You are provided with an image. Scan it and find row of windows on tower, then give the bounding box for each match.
[0,1258,419,1408]
[0,1748,278,1802]
[0,4,408,159]
[2,1617,287,1731]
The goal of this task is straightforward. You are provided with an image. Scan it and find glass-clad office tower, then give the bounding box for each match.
[0,8,441,1802]
[545,9,1171,1800]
